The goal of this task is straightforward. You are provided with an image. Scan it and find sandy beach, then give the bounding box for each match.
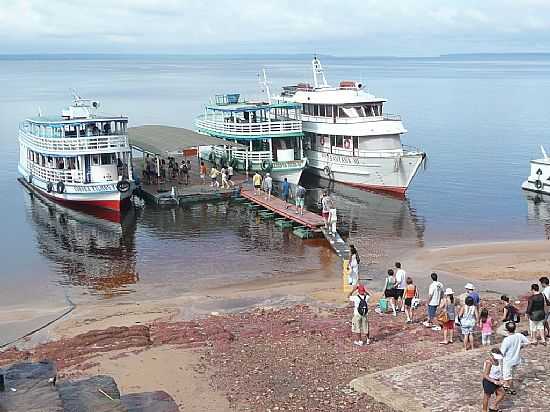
[1,238,549,410]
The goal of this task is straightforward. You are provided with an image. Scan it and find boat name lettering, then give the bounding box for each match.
[272,160,302,169]
[323,154,360,165]
[73,184,116,192]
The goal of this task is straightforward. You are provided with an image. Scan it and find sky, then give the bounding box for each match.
[1,0,550,56]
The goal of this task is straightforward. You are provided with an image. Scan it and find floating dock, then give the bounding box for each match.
[139,183,241,206]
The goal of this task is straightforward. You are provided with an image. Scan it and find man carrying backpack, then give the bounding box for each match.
[349,284,371,346]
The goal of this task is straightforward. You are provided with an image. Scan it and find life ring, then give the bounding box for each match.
[344,139,351,150]
[117,180,131,193]
[319,136,325,146]
[323,165,331,176]
[56,181,65,194]
[47,182,53,193]
[261,160,273,172]
[535,179,543,190]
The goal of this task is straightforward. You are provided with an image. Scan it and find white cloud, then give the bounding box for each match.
[1,0,550,54]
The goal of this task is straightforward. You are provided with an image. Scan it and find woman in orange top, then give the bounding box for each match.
[199,161,207,185]
[403,277,418,324]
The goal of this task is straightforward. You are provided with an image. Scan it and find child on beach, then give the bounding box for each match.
[403,277,417,323]
[482,348,505,412]
[480,308,494,346]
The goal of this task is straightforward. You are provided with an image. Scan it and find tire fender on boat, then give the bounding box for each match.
[28,174,33,184]
[323,165,331,176]
[117,180,131,193]
[56,181,65,194]
[47,182,53,193]
[535,179,543,190]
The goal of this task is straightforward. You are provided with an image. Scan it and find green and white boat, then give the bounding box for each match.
[195,82,307,184]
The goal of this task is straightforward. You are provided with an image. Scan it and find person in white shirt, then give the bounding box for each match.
[227,165,235,187]
[348,284,371,346]
[394,262,407,312]
[500,321,530,394]
[263,173,273,201]
[423,272,444,329]
[540,276,550,338]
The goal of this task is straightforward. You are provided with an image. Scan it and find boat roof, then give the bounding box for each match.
[206,101,300,113]
[26,115,127,125]
[284,88,387,105]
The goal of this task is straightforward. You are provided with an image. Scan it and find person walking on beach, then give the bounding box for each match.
[500,321,529,395]
[539,276,550,338]
[383,269,397,316]
[200,161,207,185]
[349,284,371,346]
[465,283,480,306]
[423,272,444,329]
[347,245,360,286]
[403,277,418,323]
[459,296,479,351]
[526,283,546,345]
[482,348,505,412]
[480,308,494,346]
[295,184,306,215]
[253,171,262,195]
[281,177,290,208]
[263,173,273,201]
[497,295,520,336]
[439,288,456,344]
[394,262,406,312]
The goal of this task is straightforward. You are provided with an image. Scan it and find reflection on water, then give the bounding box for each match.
[301,172,426,272]
[27,192,139,298]
[524,191,550,239]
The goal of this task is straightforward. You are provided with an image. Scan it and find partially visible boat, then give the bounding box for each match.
[195,72,307,184]
[522,145,550,195]
[18,94,135,214]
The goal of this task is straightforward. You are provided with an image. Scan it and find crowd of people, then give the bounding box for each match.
[142,154,193,185]
[347,257,550,411]
[252,172,308,215]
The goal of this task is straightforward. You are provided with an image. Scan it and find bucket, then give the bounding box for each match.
[378,298,389,313]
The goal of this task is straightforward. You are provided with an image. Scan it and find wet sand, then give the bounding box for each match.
[2,239,549,410]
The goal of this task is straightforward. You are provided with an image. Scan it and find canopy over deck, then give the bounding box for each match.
[128,125,247,155]
[205,101,301,113]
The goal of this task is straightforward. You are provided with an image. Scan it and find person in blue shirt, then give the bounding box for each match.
[281,177,290,208]
[465,283,481,306]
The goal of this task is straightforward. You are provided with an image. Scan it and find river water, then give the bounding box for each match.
[1,54,549,310]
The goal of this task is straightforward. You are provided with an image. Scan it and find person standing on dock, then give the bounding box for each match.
[221,167,230,189]
[210,166,220,188]
[295,184,306,215]
[281,178,290,208]
[264,173,273,201]
[200,161,207,185]
[253,172,262,195]
[321,191,333,230]
[227,165,235,187]
[180,160,189,185]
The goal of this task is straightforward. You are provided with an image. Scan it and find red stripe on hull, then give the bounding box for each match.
[346,182,407,198]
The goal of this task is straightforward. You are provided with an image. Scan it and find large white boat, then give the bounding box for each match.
[279,57,425,195]
[18,95,135,213]
[195,86,307,185]
[522,146,550,195]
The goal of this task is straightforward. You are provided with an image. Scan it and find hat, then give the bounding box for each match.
[266,173,270,176]
[465,283,475,290]
[444,288,454,295]
[491,352,503,360]
[357,285,366,294]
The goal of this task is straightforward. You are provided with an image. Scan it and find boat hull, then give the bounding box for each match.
[304,149,425,194]
[19,166,133,212]
[522,158,550,195]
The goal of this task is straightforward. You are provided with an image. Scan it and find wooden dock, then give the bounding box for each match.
[240,187,324,230]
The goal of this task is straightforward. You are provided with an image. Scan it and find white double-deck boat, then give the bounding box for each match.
[522,145,550,195]
[18,96,135,213]
[195,90,307,185]
[279,57,425,195]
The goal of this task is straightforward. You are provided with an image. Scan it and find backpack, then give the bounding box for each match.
[357,295,368,317]
[506,304,521,323]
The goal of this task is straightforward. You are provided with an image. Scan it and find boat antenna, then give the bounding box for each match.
[71,88,81,101]
[312,55,328,89]
[258,68,272,103]
[541,145,548,159]
[38,106,42,117]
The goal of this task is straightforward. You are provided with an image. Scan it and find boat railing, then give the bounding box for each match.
[196,116,302,137]
[300,113,401,123]
[19,129,129,155]
[212,146,272,162]
[27,162,85,184]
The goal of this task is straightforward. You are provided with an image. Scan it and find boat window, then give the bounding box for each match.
[312,105,318,116]
[326,105,333,117]
[330,135,335,148]
[319,105,326,117]
[92,155,100,165]
[353,136,359,150]
[335,136,343,148]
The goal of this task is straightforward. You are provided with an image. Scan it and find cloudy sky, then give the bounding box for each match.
[1,0,550,56]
